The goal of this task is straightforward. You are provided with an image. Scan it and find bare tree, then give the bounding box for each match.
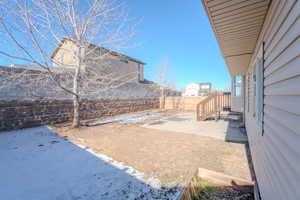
[0,0,140,127]
[155,60,177,98]
[155,60,178,109]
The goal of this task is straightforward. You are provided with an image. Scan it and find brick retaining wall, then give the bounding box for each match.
[0,98,159,131]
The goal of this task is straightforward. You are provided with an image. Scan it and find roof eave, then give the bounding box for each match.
[201,0,271,76]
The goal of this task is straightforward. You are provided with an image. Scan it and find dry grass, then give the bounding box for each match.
[179,177,254,200]
[53,110,251,188]
[179,177,216,200]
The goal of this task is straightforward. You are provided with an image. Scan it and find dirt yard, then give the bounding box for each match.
[54,112,251,187]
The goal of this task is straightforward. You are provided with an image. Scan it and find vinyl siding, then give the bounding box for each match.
[52,40,142,82]
[245,0,300,199]
[231,96,243,112]
[52,40,79,68]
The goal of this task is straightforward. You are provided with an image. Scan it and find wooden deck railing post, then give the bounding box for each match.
[196,92,231,121]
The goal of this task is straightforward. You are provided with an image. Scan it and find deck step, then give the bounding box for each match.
[177,168,254,200]
[197,168,254,189]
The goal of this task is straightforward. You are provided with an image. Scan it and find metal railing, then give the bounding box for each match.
[196,92,231,121]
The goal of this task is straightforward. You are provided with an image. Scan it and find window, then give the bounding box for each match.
[255,58,264,134]
[252,68,256,117]
[233,76,242,96]
[247,72,251,112]
[60,54,64,65]
[120,58,128,64]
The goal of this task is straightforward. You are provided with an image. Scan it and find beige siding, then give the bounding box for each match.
[52,40,79,68]
[52,40,143,82]
[231,96,243,112]
[139,64,144,82]
[245,0,300,199]
[103,57,141,82]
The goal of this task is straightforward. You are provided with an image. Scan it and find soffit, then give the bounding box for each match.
[202,0,270,76]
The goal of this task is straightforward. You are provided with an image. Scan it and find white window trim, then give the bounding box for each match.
[232,76,242,97]
[255,58,264,134]
[247,72,251,112]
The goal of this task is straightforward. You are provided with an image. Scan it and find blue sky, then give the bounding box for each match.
[123,0,231,90]
[0,0,231,90]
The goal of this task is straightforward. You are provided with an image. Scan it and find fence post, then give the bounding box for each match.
[160,97,165,110]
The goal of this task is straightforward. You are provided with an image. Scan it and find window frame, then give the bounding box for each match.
[247,72,251,112]
[233,76,242,97]
[120,58,129,64]
[255,59,263,132]
[255,42,265,136]
[252,68,256,117]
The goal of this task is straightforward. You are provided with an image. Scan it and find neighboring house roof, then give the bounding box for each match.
[51,38,146,65]
[201,0,271,76]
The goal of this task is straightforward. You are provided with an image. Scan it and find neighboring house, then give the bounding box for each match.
[2,41,180,99]
[51,38,145,82]
[162,86,182,97]
[183,82,212,96]
[139,79,181,97]
[0,65,161,100]
[202,0,300,200]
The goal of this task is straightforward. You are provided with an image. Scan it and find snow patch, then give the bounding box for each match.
[87,112,163,126]
[0,126,181,200]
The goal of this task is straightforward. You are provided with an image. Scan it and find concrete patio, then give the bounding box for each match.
[143,112,248,143]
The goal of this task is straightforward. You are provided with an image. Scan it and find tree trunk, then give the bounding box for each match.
[72,67,80,128]
[160,87,165,110]
[72,46,82,128]
[73,94,80,128]
[160,86,164,98]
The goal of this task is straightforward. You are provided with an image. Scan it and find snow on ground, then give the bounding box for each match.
[87,112,163,126]
[0,126,181,200]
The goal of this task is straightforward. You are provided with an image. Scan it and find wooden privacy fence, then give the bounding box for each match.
[196,92,231,121]
[161,96,207,111]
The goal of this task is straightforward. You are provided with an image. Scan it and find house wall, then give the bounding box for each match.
[52,40,144,82]
[184,83,201,96]
[0,66,159,100]
[52,40,79,68]
[231,97,243,113]
[102,57,142,83]
[244,0,300,199]
[183,83,212,97]
[139,64,144,82]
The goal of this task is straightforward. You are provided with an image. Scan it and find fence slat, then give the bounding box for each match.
[196,92,231,121]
